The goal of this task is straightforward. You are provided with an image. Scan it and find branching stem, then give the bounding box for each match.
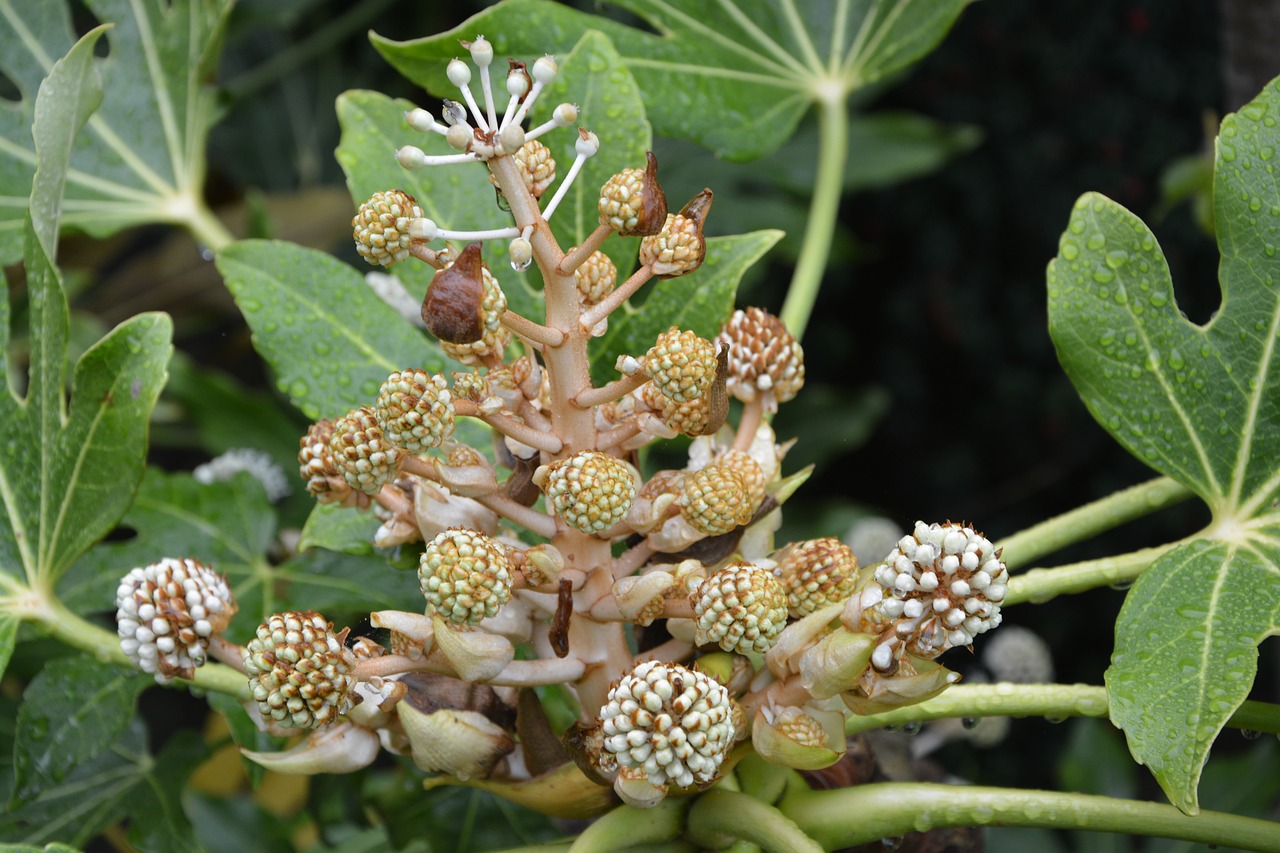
[574,373,649,409]
[581,264,656,330]
[687,789,823,853]
[557,224,613,275]
[502,309,564,348]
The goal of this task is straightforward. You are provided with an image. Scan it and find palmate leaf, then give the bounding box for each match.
[1046,78,1280,812]
[0,24,172,670]
[374,0,970,161]
[63,469,418,642]
[0,0,234,261]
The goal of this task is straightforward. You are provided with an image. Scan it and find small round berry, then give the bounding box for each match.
[490,139,556,198]
[376,370,455,453]
[538,451,636,535]
[679,464,754,536]
[691,563,788,654]
[244,611,356,729]
[330,407,399,496]
[299,419,353,504]
[352,190,422,267]
[116,558,236,684]
[639,214,704,277]
[776,538,860,618]
[599,660,735,790]
[718,308,805,405]
[860,521,1008,671]
[643,328,717,403]
[573,249,617,305]
[418,529,514,625]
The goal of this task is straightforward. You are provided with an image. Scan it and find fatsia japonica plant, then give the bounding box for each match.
[0,0,1278,851]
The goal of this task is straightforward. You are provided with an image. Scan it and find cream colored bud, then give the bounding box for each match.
[406,108,436,133]
[532,55,558,83]
[446,124,473,151]
[468,36,493,67]
[447,58,472,86]
[500,123,526,153]
[432,613,515,682]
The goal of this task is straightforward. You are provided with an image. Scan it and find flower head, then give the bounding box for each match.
[245,611,357,729]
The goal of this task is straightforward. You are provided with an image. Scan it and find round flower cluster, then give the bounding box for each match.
[691,563,789,654]
[538,451,636,535]
[418,529,514,625]
[352,189,422,266]
[116,558,235,684]
[376,369,455,453]
[644,328,717,403]
[776,537,860,617]
[860,521,1008,671]
[718,308,804,405]
[330,406,399,496]
[244,611,357,729]
[599,660,735,789]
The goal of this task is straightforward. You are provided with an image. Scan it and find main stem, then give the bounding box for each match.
[781,781,1280,851]
[779,91,849,340]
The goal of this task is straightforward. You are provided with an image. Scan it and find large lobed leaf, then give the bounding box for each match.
[373,0,971,161]
[1047,78,1280,812]
[0,25,172,647]
[0,0,233,261]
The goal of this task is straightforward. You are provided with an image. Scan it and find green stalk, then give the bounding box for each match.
[841,683,1280,736]
[568,798,688,853]
[187,198,235,254]
[686,789,823,853]
[779,92,849,340]
[1006,544,1178,605]
[996,476,1193,569]
[781,781,1280,851]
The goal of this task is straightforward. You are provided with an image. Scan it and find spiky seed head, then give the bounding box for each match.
[639,213,704,277]
[418,528,514,625]
[573,249,617,305]
[245,611,357,729]
[717,307,805,405]
[116,558,236,684]
[599,660,735,790]
[299,419,355,505]
[490,139,556,198]
[353,190,422,267]
[330,406,399,496]
[376,370,455,453]
[776,537,860,618]
[860,521,1008,671]
[538,451,636,535]
[691,562,788,654]
[679,464,754,536]
[643,328,718,403]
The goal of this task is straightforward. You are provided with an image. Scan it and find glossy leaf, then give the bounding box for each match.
[591,230,783,382]
[0,0,234,261]
[1,716,204,851]
[373,0,971,160]
[10,657,148,805]
[216,239,442,421]
[0,26,172,603]
[1047,78,1280,812]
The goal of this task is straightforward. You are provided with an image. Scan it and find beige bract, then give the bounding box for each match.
[245,611,357,729]
[116,558,236,684]
[718,307,805,406]
[353,189,422,266]
[376,369,455,453]
[599,660,735,790]
[419,529,515,625]
[691,562,789,654]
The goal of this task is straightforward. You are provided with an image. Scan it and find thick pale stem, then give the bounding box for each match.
[997,476,1194,569]
[574,372,649,409]
[456,400,564,454]
[502,309,564,348]
[687,789,824,853]
[208,635,248,674]
[597,420,645,452]
[558,224,613,275]
[611,541,655,579]
[581,264,656,330]
[779,91,849,340]
[633,637,694,666]
[840,682,1280,736]
[733,396,765,453]
[781,781,1280,852]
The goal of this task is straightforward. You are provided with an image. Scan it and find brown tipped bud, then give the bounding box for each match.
[640,189,711,278]
[423,242,487,344]
[507,60,532,100]
[632,151,669,235]
[599,151,668,236]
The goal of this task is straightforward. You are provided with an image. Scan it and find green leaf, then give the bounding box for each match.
[0,844,82,853]
[216,239,442,420]
[0,0,234,260]
[10,657,148,805]
[0,611,17,679]
[1,717,204,851]
[591,230,783,383]
[529,30,651,280]
[373,0,971,160]
[0,26,172,595]
[1047,78,1280,812]
[298,502,379,556]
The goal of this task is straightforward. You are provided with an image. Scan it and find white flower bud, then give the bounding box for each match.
[553,102,578,126]
[532,55,558,83]
[396,145,428,171]
[405,108,436,133]
[446,123,473,151]
[467,36,493,67]
[499,123,526,153]
[447,58,472,87]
